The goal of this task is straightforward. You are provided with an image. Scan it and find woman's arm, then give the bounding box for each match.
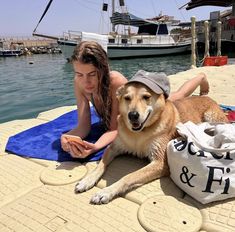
[61,77,91,152]
[89,71,127,151]
[169,72,209,101]
[67,77,91,138]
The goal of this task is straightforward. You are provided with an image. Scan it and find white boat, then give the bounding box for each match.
[33,0,192,60]
[0,40,23,57]
[57,12,191,60]
[0,49,22,57]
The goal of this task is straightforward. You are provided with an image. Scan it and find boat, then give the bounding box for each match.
[33,0,192,60]
[0,50,22,57]
[0,40,23,57]
[57,11,192,60]
[182,0,235,55]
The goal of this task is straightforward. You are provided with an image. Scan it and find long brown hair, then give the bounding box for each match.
[71,41,112,130]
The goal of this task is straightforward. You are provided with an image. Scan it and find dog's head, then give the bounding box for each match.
[117,70,170,132]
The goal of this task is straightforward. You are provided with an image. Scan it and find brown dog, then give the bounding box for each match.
[75,70,228,204]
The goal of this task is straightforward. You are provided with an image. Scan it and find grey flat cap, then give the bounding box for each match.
[127,70,170,98]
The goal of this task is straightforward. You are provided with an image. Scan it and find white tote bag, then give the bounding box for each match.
[167,121,235,204]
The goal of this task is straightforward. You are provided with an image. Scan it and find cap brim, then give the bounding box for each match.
[127,77,164,95]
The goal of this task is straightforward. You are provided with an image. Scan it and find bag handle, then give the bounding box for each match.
[177,122,235,153]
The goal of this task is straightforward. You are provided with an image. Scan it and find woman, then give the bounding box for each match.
[61,41,209,159]
[61,41,127,158]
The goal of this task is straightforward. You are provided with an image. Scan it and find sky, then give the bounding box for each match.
[0,0,231,37]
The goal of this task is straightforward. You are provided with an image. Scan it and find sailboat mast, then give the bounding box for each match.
[112,0,115,32]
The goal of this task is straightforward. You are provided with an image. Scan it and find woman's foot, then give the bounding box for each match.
[199,73,209,95]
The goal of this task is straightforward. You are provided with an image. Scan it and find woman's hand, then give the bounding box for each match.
[60,134,85,157]
[61,134,97,158]
[68,140,97,159]
[61,134,71,152]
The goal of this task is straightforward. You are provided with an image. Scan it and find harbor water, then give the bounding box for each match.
[0,53,233,123]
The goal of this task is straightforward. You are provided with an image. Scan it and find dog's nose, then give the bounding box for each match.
[128,111,139,122]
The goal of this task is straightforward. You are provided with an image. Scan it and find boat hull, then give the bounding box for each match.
[58,40,191,60]
[107,44,191,59]
[57,40,77,61]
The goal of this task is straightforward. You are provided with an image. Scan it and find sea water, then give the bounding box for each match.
[0,53,222,123]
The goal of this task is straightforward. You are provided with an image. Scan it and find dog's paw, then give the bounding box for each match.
[74,176,97,193]
[90,188,114,204]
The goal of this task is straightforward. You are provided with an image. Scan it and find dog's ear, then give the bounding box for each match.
[116,85,125,100]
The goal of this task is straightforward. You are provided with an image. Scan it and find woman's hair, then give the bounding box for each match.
[71,41,112,130]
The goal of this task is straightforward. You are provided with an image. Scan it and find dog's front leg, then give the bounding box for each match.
[75,145,120,193]
[91,160,168,204]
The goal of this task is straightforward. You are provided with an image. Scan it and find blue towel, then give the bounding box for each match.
[220,104,235,111]
[5,107,106,162]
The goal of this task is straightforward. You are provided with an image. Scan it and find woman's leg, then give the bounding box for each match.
[169,72,209,101]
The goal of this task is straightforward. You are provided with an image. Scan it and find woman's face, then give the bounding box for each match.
[73,61,99,94]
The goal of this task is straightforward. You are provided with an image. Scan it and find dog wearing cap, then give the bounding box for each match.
[75,70,228,204]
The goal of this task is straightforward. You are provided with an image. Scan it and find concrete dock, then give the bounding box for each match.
[0,65,235,231]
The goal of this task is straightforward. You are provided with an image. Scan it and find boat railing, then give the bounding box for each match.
[109,33,184,46]
[62,31,82,41]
